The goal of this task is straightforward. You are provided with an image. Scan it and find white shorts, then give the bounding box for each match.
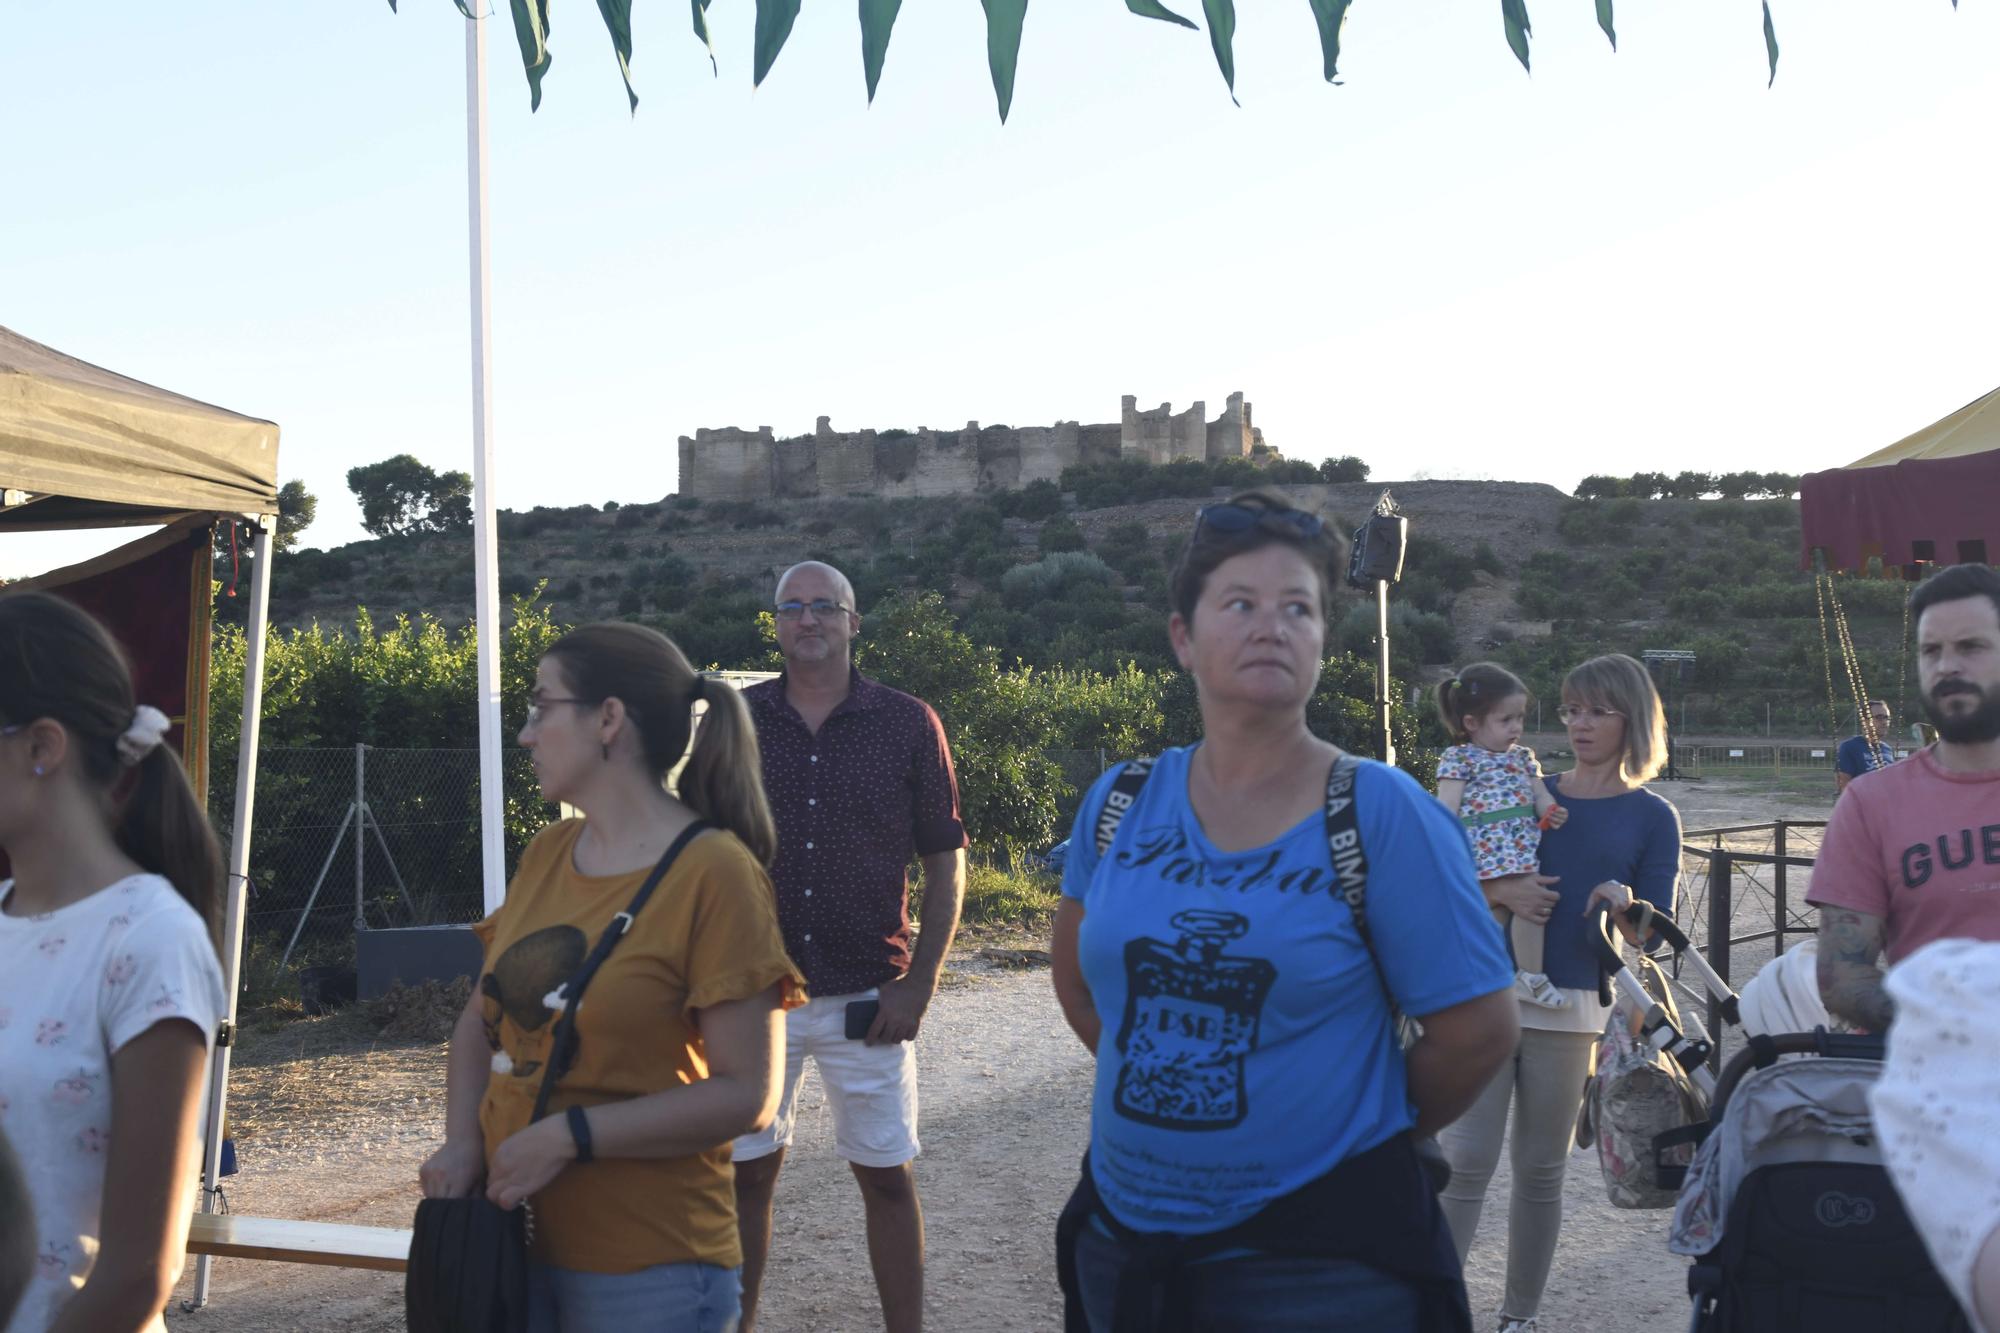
[731,989,920,1169]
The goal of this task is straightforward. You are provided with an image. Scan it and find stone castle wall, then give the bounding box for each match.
[677,392,1267,502]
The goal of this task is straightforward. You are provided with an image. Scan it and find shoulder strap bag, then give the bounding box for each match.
[404,819,710,1333]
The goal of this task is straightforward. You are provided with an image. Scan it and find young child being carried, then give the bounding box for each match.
[1433,662,1570,1009]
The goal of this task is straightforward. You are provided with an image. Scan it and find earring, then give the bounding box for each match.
[32,765,43,777]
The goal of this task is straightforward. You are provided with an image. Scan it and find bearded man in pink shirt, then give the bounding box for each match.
[1810,562,2000,1032]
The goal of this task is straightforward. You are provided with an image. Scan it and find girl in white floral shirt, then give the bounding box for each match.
[1434,663,1568,1010]
[0,594,225,1333]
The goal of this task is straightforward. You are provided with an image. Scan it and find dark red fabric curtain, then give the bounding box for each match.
[1799,452,2000,574]
[31,523,215,800]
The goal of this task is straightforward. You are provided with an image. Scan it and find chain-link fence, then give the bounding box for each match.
[224,746,551,1004]
[1665,819,1828,1070]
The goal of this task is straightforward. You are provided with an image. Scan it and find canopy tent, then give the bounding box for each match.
[1800,386,2000,575]
[0,324,278,1308]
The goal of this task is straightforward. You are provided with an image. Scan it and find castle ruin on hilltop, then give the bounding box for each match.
[676,392,1271,502]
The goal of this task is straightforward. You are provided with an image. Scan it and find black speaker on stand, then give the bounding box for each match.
[1347,493,1408,766]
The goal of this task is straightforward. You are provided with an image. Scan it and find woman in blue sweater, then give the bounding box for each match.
[1437,653,1683,1333]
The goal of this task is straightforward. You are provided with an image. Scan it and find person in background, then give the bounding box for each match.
[1810,563,2000,1033]
[1834,698,1897,797]
[419,622,804,1333]
[1439,653,1682,1333]
[1051,489,1518,1332]
[733,561,969,1333]
[0,592,228,1333]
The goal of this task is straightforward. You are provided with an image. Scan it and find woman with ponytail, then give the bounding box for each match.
[418,622,804,1333]
[0,592,227,1333]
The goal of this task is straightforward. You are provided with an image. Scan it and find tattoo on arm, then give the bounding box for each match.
[1817,909,1895,1031]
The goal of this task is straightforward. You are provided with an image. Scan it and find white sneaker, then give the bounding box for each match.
[1513,971,1569,1009]
[1497,1316,1541,1333]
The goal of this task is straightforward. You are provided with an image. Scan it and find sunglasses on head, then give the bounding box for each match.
[1193,503,1325,542]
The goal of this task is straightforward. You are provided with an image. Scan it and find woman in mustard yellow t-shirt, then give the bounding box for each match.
[419,623,805,1333]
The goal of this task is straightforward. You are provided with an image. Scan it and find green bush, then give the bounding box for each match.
[996,479,1064,521]
[1000,552,1117,606]
[1038,516,1087,554]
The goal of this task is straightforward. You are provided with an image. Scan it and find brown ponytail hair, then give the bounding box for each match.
[0,592,222,942]
[545,622,779,866]
[1434,661,1530,743]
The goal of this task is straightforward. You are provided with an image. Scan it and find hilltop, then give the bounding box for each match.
[247,477,1909,742]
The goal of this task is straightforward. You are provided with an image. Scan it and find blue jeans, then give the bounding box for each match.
[1073,1220,1423,1332]
[526,1260,742,1333]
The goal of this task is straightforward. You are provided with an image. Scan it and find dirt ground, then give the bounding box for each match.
[165,773,1837,1332]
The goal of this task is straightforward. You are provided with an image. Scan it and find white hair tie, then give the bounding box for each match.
[116,705,171,767]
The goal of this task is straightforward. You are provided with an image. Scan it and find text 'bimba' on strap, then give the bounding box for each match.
[1324,751,1421,1051]
[1093,757,1156,859]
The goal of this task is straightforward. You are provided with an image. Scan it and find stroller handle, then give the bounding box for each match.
[1588,900,1694,968]
[1709,1029,1888,1119]
[1589,902,1740,1020]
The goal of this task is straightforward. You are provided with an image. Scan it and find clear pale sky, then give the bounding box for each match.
[4,1,1996,572]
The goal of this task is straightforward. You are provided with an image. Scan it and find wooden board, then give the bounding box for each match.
[186,1213,411,1272]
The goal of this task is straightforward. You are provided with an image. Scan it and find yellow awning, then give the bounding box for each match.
[1844,385,2000,468]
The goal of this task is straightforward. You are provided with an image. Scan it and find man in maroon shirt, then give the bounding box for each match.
[732,560,968,1333]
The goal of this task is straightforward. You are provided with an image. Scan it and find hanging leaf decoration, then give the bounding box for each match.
[692,0,718,75]
[1502,0,1532,74]
[1126,0,1197,29]
[753,0,803,87]
[385,0,1944,119]
[860,0,905,102]
[1763,1,1779,87]
[1201,0,1239,104]
[507,0,554,110]
[595,0,639,111]
[981,0,1030,122]
[1306,0,1355,83]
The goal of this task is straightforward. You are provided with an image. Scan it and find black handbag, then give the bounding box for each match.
[405,820,710,1333]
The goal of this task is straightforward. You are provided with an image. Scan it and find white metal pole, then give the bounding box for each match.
[190,518,275,1308]
[467,10,506,913]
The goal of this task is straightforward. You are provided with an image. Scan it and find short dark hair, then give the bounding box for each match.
[1908,562,2000,628]
[1168,488,1349,625]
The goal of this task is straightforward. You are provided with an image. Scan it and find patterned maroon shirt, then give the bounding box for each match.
[744,670,967,995]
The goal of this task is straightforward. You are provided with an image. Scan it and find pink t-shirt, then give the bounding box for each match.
[1806,747,2000,965]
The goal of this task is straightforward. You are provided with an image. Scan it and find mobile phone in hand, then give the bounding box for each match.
[844,999,880,1041]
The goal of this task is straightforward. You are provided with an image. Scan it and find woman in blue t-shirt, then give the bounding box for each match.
[1437,653,1683,1333]
[1048,489,1519,1333]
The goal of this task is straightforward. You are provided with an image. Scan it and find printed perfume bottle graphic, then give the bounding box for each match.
[1113,909,1277,1131]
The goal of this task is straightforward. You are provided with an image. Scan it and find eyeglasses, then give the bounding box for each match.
[1556,704,1624,725]
[774,598,851,621]
[1193,503,1325,542]
[523,696,594,725]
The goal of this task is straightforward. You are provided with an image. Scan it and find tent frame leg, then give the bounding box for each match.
[189,519,274,1311]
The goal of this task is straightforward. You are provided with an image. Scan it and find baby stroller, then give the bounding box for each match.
[1666,1028,1972,1332]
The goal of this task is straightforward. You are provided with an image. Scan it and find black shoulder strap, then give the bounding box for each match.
[529,819,711,1121]
[1324,753,1421,1051]
[1092,757,1156,859]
